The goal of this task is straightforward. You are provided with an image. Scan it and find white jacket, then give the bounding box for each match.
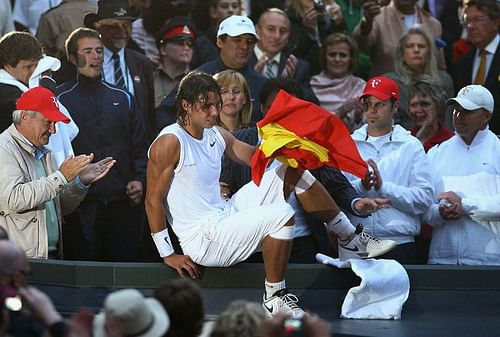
[424,128,500,265]
[346,124,434,244]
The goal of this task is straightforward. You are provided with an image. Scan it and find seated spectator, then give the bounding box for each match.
[408,77,454,152]
[384,26,454,129]
[285,0,346,76]
[0,0,14,36]
[93,288,169,337]
[210,300,266,337]
[424,85,500,265]
[153,279,205,337]
[213,70,252,132]
[153,16,195,108]
[310,32,365,132]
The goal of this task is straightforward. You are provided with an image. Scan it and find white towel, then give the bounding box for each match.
[316,253,410,320]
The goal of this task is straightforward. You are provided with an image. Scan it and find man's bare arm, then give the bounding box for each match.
[218,126,256,167]
[145,134,199,278]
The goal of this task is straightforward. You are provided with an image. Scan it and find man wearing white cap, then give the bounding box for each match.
[155,15,268,129]
[424,84,500,265]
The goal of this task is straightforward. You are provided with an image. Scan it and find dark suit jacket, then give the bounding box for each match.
[249,51,318,104]
[125,48,156,139]
[452,37,500,135]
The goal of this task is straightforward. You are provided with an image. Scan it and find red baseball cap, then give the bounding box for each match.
[16,86,70,124]
[360,76,400,101]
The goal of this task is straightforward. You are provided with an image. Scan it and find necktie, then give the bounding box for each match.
[112,53,126,89]
[265,59,277,78]
[474,49,487,84]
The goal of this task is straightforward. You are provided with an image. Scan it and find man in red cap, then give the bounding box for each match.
[343,76,434,264]
[153,16,195,108]
[0,86,115,259]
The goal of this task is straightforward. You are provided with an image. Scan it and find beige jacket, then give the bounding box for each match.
[353,3,443,77]
[0,124,87,258]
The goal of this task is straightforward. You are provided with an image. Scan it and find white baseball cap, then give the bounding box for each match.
[217,15,256,38]
[447,85,494,113]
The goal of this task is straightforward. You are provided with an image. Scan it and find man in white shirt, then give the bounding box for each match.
[424,85,500,265]
[346,76,434,264]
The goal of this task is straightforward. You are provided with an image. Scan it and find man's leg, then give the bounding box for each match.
[261,219,293,283]
[284,167,396,259]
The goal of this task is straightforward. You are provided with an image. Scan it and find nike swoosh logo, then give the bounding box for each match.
[263,303,274,313]
[342,245,359,252]
[113,102,119,106]
[210,141,216,147]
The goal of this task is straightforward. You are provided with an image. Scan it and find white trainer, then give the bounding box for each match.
[338,224,396,260]
[262,289,304,318]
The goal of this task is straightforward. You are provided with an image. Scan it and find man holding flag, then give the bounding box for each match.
[145,71,396,317]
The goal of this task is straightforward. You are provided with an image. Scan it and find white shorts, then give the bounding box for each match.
[181,165,295,267]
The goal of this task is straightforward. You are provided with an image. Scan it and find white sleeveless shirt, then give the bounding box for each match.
[150,123,227,241]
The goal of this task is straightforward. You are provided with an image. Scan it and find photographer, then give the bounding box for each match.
[285,0,347,75]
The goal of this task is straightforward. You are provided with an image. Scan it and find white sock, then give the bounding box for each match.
[265,279,286,298]
[327,212,355,241]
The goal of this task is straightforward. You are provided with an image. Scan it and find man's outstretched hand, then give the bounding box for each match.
[164,253,200,279]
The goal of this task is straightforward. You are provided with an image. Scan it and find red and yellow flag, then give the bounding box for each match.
[251,90,367,185]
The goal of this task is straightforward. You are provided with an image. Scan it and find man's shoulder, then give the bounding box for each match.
[196,60,220,74]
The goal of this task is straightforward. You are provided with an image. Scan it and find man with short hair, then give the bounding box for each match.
[424,85,500,265]
[0,86,115,259]
[153,16,195,109]
[84,0,156,138]
[251,8,317,103]
[346,76,434,264]
[57,27,150,262]
[146,71,396,317]
[0,31,43,132]
[155,15,268,129]
[452,0,499,134]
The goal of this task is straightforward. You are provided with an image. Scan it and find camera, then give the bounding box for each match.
[281,314,305,337]
[313,0,326,13]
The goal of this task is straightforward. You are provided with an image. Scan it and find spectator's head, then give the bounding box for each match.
[408,76,447,129]
[93,289,169,337]
[209,300,266,337]
[210,0,242,26]
[153,279,204,337]
[448,84,494,144]
[213,69,252,131]
[0,240,30,290]
[462,0,499,49]
[259,78,303,114]
[256,8,290,57]
[319,32,360,79]
[84,0,137,53]
[394,26,438,84]
[155,16,195,66]
[360,76,400,136]
[216,15,257,69]
[14,87,70,147]
[0,32,43,86]
[176,71,222,126]
[66,28,104,79]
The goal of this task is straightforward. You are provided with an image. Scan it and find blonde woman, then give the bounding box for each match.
[213,70,252,132]
[384,26,454,129]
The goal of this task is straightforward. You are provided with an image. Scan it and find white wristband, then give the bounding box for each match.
[151,228,175,257]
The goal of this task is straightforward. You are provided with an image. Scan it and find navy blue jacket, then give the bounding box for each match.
[57,74,149,202]
[155,56,268,131]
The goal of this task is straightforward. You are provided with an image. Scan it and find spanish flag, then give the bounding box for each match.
[251,90,367,185]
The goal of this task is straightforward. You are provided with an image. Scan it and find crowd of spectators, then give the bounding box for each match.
[0,0,499,333]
